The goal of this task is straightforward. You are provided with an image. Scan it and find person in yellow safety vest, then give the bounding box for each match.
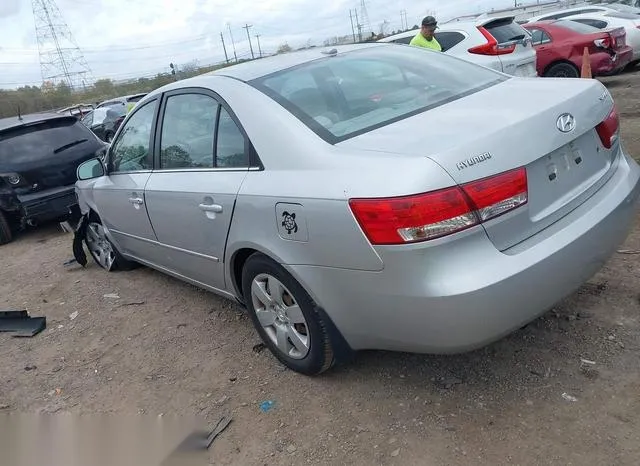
[409,16,442,52]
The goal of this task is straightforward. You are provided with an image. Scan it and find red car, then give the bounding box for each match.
[523,20,633,77]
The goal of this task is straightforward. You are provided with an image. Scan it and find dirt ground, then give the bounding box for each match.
[2,72,640,466]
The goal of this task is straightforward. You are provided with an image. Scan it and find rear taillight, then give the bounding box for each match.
[468,27,516,55]
[594,37,612,49]
[349,168,528,245]
[596,106,619,149]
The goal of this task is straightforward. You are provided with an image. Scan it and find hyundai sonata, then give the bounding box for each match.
[74,43,640,375]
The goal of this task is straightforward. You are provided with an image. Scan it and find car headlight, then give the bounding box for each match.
[0,173,24,186]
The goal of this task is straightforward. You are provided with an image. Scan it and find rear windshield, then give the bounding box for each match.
[554,19,600,33]
[250,46,504,143]
[484,19,527,43]
[0,118,95,163]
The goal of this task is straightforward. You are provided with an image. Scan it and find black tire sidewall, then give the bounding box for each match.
[0,210,12,245]
[242,253,332,375]
[546,63,579,78]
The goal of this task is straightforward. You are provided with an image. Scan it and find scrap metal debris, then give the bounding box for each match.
[0,310,46,337]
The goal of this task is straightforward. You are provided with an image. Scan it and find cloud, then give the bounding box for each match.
[0,0,20,18]
[0,0,513,89]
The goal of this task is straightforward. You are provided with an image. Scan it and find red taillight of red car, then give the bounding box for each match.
[349,168,528,245]
[594,37,612,49]
[468,27,516,56]
[596,106,620,149]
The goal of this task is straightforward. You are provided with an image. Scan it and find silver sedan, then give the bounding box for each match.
[75,43,640,375]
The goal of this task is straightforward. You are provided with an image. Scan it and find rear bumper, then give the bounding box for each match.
[590,49,631,75]
[288,150,640,353]
[16,185,78,223]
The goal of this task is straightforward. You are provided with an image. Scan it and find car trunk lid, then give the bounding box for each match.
[339,77,618,251]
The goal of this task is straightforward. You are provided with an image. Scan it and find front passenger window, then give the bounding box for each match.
[109,101,155,173]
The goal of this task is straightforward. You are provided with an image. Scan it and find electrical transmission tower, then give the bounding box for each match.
[359,0,372,37]
[31,0,93,90]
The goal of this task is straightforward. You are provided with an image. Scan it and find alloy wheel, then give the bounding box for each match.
[85,222,115,270]
[251,273,310,359]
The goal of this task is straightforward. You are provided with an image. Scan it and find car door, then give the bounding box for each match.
[143,89,250,290]
[91,98,159,258]
[528,27,554,67]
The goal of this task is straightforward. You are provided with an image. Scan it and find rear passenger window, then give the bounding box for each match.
[434,31,465,51]
[216,108,247,168]
[529,28,552,45]
[160,93,218,169]
[393,36,413,45]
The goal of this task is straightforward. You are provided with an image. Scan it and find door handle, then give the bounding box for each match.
[128,197,144,205]
[199,203,223,213]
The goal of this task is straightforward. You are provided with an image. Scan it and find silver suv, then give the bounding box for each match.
[379,16,537,77]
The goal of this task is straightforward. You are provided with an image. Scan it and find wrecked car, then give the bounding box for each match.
[0,113,107,244]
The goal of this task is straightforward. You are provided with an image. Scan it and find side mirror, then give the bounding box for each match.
[77,157,105,181]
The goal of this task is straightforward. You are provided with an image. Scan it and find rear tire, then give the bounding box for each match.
[242,253,335,376]
[0,210,12,245]
[85,216,137,271]
[544,62,580,78]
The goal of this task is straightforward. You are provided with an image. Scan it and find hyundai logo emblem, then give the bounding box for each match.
[556,113,576,133]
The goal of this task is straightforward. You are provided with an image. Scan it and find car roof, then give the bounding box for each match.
[208,43,379,82]
[0,112,73,133]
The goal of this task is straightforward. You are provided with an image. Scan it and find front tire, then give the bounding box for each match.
[544,62,580,78]
[242,253,334,375]
[85,218,136,271]
[0,210,12,245]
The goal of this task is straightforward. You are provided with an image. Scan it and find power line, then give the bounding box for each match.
[227,23,238,62]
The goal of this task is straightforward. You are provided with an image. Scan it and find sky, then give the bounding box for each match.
[0,0,517,89]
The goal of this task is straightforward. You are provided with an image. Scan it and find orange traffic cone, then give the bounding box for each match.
[581,46,592,79]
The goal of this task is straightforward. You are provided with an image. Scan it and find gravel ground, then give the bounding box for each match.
[2,72,640,466]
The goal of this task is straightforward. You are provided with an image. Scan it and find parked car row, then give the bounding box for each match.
[381,9,640,79]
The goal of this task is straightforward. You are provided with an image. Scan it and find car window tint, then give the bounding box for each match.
[393,36,413,44]
[434,31,465,51]
[216,107,247,168]
[0,118,95,163]
[160,94,218,169]
[573,18,608,29]
[252,46,503,143]
[109,100,155,173]
[529,28,552,44]
[484,19,528,43]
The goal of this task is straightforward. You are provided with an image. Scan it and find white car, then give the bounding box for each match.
[379,16,537,77]
[559,11,640,63]
[525,5,618,22]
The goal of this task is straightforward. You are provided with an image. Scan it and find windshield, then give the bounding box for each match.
[555,19,601,33]
[250,46,504,143]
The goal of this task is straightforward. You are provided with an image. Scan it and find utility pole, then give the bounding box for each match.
[349,9,357,43]
[242,23,255,59]
[255,34,263,58]
[355,9,362,42]
[227,23,238,62]
[220,31,229,63]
